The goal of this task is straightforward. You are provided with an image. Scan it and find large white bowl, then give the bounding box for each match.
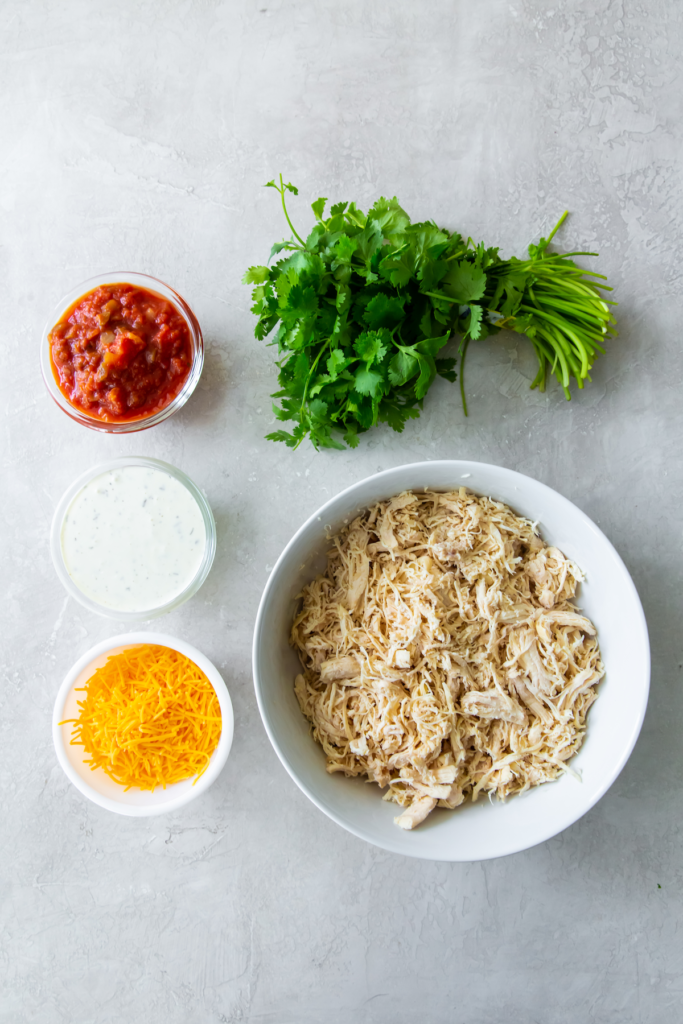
[253,461,650,861]
[53,632,234,816]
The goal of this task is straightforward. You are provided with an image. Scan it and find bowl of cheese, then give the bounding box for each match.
[53,633,233,816]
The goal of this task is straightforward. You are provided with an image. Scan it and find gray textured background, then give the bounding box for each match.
[1,1,681,1021]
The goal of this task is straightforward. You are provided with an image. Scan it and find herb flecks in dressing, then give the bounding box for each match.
[61,466,206,613]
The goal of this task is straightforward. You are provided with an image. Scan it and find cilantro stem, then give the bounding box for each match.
[421,290,458,305]
[530,345,547,391]
[544,210,569,247]
[443,247,469,262]
[293,342,329,449]
[459,338,469,417]
[529,293,609,330]
[520,256,608,282]
[278,173,307,248]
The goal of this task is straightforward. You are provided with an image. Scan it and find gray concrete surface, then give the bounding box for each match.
[1,1,682,1021]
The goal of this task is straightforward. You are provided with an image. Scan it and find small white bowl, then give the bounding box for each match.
[53,632,233,816]
[50,456,217,621]
[253,460,650,861]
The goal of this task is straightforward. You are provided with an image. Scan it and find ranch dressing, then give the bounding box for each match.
[60,465,206,613]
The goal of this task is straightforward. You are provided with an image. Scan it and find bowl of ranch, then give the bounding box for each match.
[50,456,216,620]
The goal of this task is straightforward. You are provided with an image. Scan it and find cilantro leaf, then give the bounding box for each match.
[354,329,389,366]
[311,196,327,221]
[269,241,291,261]
[335,284,352,314]
[315,431,346,451]
[414,352,435,400]
[419,306,435,338]
[378,245,414,287]
[442,261,487,302]
[491,270,527,317]
[305,224,325,249]
[347,394,376,429]
[407,221,450,258]
[242,265,270,285]
[265,428,301,447]
[327,349,355,379]
[255,316,278,341]
[465,304,484,340]
[416,334,450,357]
[308,398,328,422]
[343,425,360,448]
[355,218,383,262]
[333,235,358,262]
[309,375,332,397]
[435,358,457,382]
[388,348,419,386]
[353,366,386,398]
[363,293,406,329]
[367,196,411,237]
[379,400,421,433]
[418,256,448,292]
[285,284,318,319]
[345,202,366,228]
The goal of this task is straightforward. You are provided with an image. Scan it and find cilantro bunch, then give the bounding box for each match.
[244,175,615,450]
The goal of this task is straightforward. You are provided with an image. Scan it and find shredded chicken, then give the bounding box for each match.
[291,489,604,830]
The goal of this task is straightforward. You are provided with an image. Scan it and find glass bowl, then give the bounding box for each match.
[50,456,217,621]
[40,272,204,433]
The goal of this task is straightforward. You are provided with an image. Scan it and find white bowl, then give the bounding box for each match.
[53,632,234,816]
[253,460,650,861]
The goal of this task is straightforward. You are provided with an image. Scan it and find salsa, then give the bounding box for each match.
[48,283,193,422]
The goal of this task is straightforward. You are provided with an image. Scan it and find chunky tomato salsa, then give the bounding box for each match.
[48,284,193,422]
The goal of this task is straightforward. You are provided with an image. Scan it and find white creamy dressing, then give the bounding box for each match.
[61,466,206,613]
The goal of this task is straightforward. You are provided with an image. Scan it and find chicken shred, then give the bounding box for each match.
[291,488,604,830]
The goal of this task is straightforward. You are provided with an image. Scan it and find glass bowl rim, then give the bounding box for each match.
[40,271,204,434]
[50,456,217,621]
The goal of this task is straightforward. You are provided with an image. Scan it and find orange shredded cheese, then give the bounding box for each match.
[60,644,222,791]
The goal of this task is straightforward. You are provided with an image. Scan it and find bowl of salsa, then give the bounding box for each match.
[40,272,204,432]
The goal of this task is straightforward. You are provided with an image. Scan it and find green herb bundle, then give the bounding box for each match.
[244,175,615,450]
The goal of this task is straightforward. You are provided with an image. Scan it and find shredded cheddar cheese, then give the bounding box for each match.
[60,644,222,791]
